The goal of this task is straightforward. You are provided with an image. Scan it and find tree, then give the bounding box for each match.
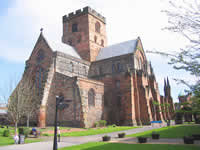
[1,76,40,134]
[152,0,200,122]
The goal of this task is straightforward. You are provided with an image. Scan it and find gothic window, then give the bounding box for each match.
[99,66,103,75]
[112,64,116,73]
[72,23,78,32]
[101,39,104,46]
[94,36,97,43]
[35,67,44,97]
[69,62,74,72]
[88,88,95,107]
[95,21,101,33]
[116,80,120,88]
[138,58,142,70]
[36,49,45,63]
[117,63,121,72]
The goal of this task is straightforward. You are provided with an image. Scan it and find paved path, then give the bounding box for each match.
[0,126,160,150]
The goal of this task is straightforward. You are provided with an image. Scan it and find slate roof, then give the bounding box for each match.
[96,39,138,61]
[41,33,81,59]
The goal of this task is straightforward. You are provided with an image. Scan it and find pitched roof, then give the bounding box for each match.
[40,32,81,59]
[50,41,81,59]
[96,39,138,61]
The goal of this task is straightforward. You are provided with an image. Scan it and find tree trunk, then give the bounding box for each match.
[15,122,18,135]
[27,114,30,128]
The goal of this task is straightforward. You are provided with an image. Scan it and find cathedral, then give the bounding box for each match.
[15,6,174,128]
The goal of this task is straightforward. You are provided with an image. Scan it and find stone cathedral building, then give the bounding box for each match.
[15,6,174,128]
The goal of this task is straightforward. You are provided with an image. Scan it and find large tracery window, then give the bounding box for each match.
[36,49,45,63]
[88,88,95,107]
[95,21,101,33]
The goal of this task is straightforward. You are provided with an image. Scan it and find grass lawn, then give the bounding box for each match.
[59,142,199,150]
[58,126,138,137]
[0,127,42,146]
[127,125,200,138]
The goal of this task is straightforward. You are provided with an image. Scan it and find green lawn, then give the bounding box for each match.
[59,126,138,137]
[59,142,199,150]
[127,125,200,138]
[0,127,42,146]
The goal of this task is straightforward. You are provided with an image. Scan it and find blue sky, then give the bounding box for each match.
[0,0,193,103]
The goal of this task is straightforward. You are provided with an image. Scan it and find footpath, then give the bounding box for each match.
[0,125,199,150]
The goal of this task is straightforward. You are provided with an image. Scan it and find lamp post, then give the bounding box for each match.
[53,95,72,150]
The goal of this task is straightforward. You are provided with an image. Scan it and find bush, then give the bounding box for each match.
[43,133,49,136]
[95,122,99,127]
[18,127,30,138]
[3,129,10,137]
[99,120,107,127]
[18,127,24,135]
[24,128,30,138]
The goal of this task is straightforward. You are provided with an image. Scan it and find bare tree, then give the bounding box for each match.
[1,75,40,134]
[147,0,200,121]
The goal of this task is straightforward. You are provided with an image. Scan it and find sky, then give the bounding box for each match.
[0,0,194,103]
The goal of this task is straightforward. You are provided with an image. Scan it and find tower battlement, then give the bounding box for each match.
[63,6,106,23]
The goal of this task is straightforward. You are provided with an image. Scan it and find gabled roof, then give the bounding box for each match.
[38,32,81,59]
[50,41,81,59]
[96,38,138,61]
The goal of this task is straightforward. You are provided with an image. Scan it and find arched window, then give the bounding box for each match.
[117,63,121,72]
[94,36,97,43]
[112,64,116,73]
[95,21,101,33]
[69,62,74,72]
[101,39,104,46]
[88,88,95,107]
[36,49,45,63]
[72,23,78,32]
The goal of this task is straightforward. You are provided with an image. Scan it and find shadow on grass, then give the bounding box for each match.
[128,125,200,138]
[59,142,200,150]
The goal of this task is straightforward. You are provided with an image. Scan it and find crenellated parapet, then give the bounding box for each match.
[63,6,106,23]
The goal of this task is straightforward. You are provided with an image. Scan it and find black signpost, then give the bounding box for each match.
[53,95,72,150]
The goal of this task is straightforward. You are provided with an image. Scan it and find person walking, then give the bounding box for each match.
[14,134,19,144]
[57,126,61,142]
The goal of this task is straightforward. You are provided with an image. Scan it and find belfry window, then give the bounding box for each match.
[88,88,95,107]
[72,23,78,32]
[95,21,101,33]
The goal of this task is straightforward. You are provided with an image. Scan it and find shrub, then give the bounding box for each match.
[99,120,107,127]
[24,128,30,138]
[95,122,99,127]
[18,127,29,138]
[3,129,10,137]
[43,133,49,136]
[18,128,24,135]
